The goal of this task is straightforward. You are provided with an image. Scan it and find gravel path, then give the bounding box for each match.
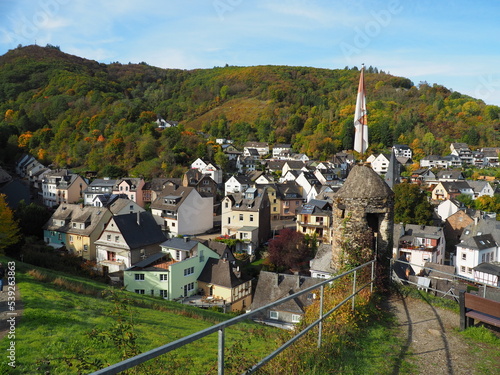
[387,292,500,375]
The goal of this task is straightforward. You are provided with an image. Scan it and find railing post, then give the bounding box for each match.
[352,270,357,311]
[370,260,375,293]
[317,284,324,348]
[218,328,225,375]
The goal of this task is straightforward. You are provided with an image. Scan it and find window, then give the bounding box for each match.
[467,268,472,274]
[159,274,168,281]
[159,290,168,298]
[461,253,466,260]
[270,311,279,320]
[291,314,301,323]
[482,254,485,263]
[135,274,145,281]
[107,252,116,261]
[225,202,229,208]
[115,235,120,242]
[134,289,145,294]
[239,214,243,221]
[250,215,254,222]
[460,266,466,273]
[83,245,88,251]
[69,235,73,242]
[184,267,194,276]
[107,234,111,241]
[175,250,181,261]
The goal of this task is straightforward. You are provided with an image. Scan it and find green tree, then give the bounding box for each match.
[14,200,52,238]
[0,194,21,253]
[394,183,433,225]
[455,193,474,209]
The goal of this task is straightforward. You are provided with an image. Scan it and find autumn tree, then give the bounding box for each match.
[394,183,433,225]
[267,228,313,271]
[0,194,21,254]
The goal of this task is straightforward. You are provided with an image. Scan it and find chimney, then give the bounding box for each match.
[184,236,189,242]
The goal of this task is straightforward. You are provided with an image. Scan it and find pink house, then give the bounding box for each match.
[113,178,146,207]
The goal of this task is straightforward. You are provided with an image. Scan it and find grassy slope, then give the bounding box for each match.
[0,257,278,374]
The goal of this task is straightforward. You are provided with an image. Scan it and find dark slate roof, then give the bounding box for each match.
[473,262,500,276]
[198,258,251,288]
[160,237,199,252]
[460,233,496,250]
[113,212,166,249]
[250,271,322,314]
[309,243,336,274]
[335,165,393,199]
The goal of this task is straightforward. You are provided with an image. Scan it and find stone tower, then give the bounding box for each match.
[331,165,394,270]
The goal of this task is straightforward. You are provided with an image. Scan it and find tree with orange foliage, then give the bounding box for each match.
[0,194,20,254]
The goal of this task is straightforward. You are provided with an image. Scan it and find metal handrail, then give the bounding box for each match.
[90,259,376,375]
[389,258,500,299]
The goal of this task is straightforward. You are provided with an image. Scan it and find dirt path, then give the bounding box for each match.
[387,292,500,375]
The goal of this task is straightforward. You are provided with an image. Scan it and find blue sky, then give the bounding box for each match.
[1,0,500,106]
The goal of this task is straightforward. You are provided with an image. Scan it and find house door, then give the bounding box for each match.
[209,286,213,296]
[183,285,188,297]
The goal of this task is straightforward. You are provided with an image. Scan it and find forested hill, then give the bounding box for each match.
[0,44,499,178]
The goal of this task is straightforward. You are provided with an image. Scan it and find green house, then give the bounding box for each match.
[124,237,219,300]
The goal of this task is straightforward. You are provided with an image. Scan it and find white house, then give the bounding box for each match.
[190,159,223,184]
[224,175,252,196]
[455,218,500,279]
[150,185,213,237]
[393,144,412,159]
[370,154,391,175]
[467,181,495,199]
[436,199,462,222]
[394,224,445,275]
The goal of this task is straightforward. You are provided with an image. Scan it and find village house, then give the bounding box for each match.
[182,169,218,199]
[392,144,412,159]
[250,272,322,328]
[221,187,271,255]
[473,263,500,287]
[123,237,219,300]
[431,181,472,201]
[41,170,87,208]
[450,142,473,165]
[443,210,475,255]
[369,153,391,175]
[142,178,181,205]
[309,243,336,279]
[455,217,500,279]
[150,184,213,237]
[224,174,252,196]
[296,199,333,244]
[272,143,292,159]
[95,211,167,274]
[44,203,113,261]
[276,182,304,220]
[243,141,269,157]
[83,178,117,206]
[190,158,223,184]
[197,257,254,312]
[393,224,445,275]
[112,178,145,207]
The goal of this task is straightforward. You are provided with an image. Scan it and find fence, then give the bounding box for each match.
[90,259,376,375]
[389,258,500,300]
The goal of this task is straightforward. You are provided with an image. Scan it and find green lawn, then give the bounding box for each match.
[0,257,278,374]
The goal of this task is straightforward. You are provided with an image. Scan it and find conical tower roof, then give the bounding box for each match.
[335,165,393,199]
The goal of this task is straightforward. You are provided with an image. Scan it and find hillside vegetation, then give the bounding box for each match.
[1,45,499,178]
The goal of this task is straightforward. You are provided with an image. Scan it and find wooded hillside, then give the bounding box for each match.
[1,45,499,178]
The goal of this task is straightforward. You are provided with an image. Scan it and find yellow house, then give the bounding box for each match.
[44,204,112,261]
[197,258,253,312]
